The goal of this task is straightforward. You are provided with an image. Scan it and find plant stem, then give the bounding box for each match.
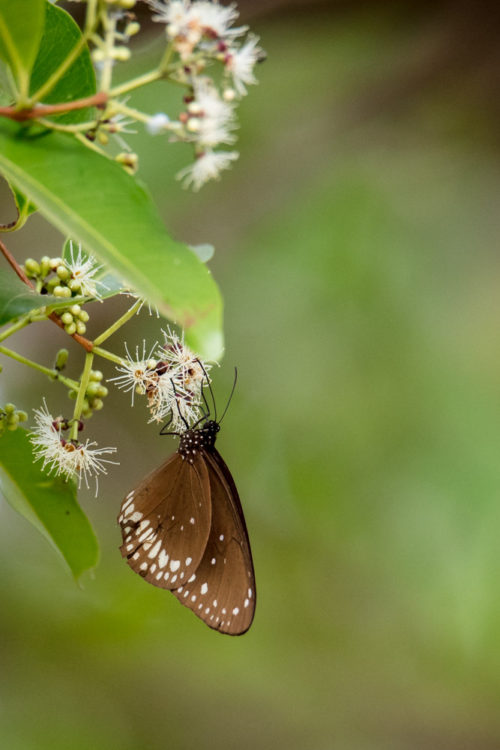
[93,300,141,346]
[92,346,126,367]
[0,92,108,122]
[109,69,163,99]
[71,352,94,440]
[99,11,117,94]
[0,345,79,389]
[0,316,31,343]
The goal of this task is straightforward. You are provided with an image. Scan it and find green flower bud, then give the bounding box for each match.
[68,279,82,293]
[68,390,78,400]
[40,256,51,277]
[61,312,73,326]
[54,285,66,297]
[75,322,86,335]
[55,348,69,370]
[86,382,100,399]
[4,403,15,414]
[56,265,70,280]
[82,409,93,419]
[70,304,81,316]
[65,322,76,335]
[90,370,103,382]
[50,257,62,270]
[125,21,140,36]
[46,278,59,291]
[17,411,28,422]
[96,385,108,398]
[112,46,131,62]
[7,413,19,427]
[92,398,104,411]
[25,258,41,276]
[62,286,72,298]
[78,310,89,323]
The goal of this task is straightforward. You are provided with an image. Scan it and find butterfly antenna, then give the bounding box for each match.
[219,367,238,425]
[170,378,190,431]
[196,359,217,422]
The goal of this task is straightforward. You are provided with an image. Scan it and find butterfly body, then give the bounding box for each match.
[118,420,256,635]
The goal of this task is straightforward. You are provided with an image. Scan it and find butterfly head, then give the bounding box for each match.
[178,420,220,461]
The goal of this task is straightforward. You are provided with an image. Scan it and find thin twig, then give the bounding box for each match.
[0,92,108,122]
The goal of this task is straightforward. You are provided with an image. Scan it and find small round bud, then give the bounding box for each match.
[75,321,86,335]
[56,265,70,280]
[167,23,179,37]
[4,403,15,414]
[78,310,89,323]
[98,132,109,146]
[40,256,51,277]
[25,258,41,276]
[61,312,73,326]
[17,411,28,422]
[68,279,82,293]
[7,413,19,427]
[92,49,105,63]
[54,285,65,297]
[68,390,78,400]
[125,21,140,37]
[186,118,201,133]
[86,382,100,398]
[50,257,62,270]
[92,398,104,411]
[82,398,90,412]
[116,152,139,174]
[46,278,59,291]
[187,102,203,116]
[223,88,236,102]
[113,46,131,62]
[61,286,72,298]
[82,409,93,419]
[70,304,81,316]
[96,385,108,398]
[55,348,69,370]
[65,322,77,335]
[117,0,136,8]
[90,370,103,382]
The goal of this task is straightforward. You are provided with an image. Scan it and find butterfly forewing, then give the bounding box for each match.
[118,452,211,589]
[172,447,256,635]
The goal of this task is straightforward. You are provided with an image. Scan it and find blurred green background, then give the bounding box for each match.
[2,1,500,747]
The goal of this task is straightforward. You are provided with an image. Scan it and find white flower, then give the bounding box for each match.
[149,0,246,44]
[190,1,246,40]
[146,112,170,135]
[109,341,159,404]
[148,327,211,430]
[65,242,104,300]
[187,80,237,147]
[30,402,117,496]
[226,35,261,96]
[177,149,238,190]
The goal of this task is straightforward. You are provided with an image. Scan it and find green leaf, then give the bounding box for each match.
[29,2,96,124]
[0,428,99,580]
[0,181,37,231]
[0,122,224,359]
[0,0,45,96]
[0,268,83,326]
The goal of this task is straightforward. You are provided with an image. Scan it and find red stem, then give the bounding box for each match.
[0,92,108,122]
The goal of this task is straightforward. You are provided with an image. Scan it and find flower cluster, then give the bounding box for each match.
[110,328,212,431]
[23,242,105,336]
[147,0,264,189]
[30,402,117,496]
[0,402,28,435]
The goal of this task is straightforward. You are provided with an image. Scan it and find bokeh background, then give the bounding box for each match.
[2,1,500,747]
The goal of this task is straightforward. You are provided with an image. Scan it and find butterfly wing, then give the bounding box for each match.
[118,451,211,589]
[172,448,256,635]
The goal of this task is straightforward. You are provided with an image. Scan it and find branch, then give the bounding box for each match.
[0,237,94,352]
[0,92,108,122]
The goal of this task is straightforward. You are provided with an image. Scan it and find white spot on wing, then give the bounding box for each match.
[159,550,169,569]
[170,559,180,572]
[148,540,162,558]
[200,582,208,595]
[185,557,192,566]
[232,607,239,615]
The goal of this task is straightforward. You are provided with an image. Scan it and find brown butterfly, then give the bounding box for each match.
[118,414,256,635]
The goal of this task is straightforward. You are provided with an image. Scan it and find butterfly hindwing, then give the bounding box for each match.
[172,447,256,635]
[118,452,211,589]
